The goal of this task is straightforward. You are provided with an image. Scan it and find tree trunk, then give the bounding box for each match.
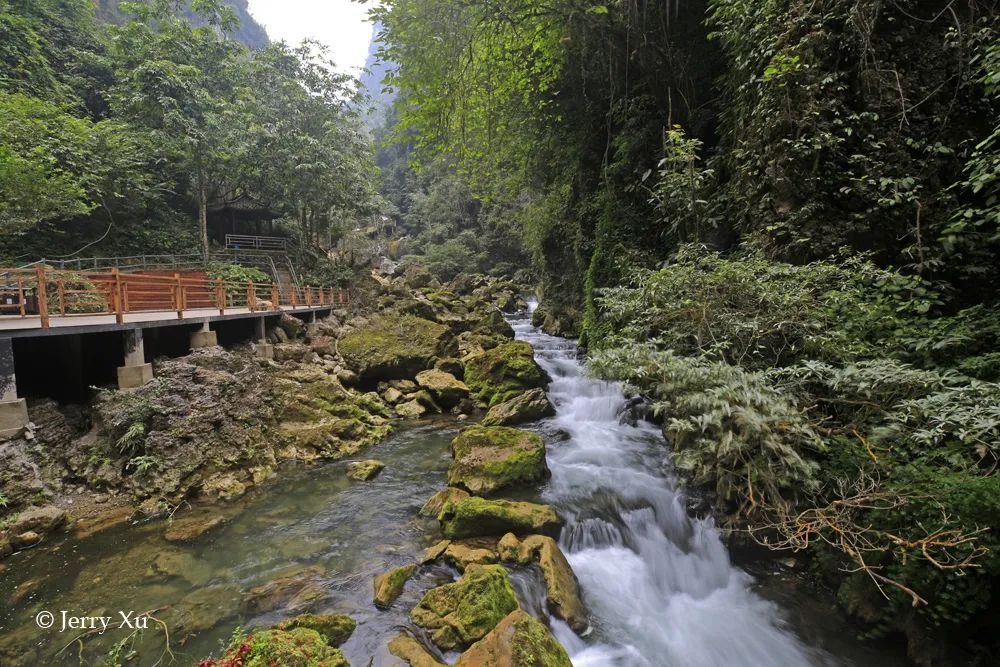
[199,182,209,260]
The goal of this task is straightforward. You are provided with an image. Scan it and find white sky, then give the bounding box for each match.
[247,0,374,75]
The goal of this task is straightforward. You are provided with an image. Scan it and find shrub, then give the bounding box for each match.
[590,343,823,519]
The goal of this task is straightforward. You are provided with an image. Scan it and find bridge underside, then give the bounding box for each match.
[0,305,337,438]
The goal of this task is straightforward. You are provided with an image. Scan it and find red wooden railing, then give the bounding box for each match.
[0,266,349,329]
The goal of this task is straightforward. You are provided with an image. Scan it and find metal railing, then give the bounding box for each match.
[225,234,289,252]
[0,265,349,329]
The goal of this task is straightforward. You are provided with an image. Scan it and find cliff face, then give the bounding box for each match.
[95,0,269,49]
[359,22,395,126]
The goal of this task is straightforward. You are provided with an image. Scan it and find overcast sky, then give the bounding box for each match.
[247,0,374,74]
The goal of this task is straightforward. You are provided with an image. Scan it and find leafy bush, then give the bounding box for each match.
[592,244,937,366]
[590,343,823,518]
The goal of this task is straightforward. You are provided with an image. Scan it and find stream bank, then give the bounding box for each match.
[1,292,912,666]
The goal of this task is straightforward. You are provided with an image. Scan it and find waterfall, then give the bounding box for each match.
[511,305,834,667]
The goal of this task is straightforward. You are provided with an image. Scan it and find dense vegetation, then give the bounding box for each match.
[369,0,1000,663]
[0,0,378,261]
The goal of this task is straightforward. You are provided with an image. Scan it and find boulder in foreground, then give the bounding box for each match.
[410,563,519,650]
[498,534,588,633]
[463,341,548,407]
[448,425,549,495]
[439,497,561,539]
[453,609,572,667]
[480,388,555,427]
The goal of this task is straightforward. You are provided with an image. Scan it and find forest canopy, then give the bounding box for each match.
[0,0,379,260]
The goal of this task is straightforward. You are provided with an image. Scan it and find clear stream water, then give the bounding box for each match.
[0,309,904,666]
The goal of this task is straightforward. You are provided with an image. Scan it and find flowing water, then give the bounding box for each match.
[510,306,859,667]
[0,308,905,666]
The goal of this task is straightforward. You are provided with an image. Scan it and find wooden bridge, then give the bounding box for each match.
[0,265,350,438]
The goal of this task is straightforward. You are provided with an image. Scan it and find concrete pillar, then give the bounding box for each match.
[117,329,153,389]
[253,317,273,359]
[0,337,28,438]
[190,321,218,349]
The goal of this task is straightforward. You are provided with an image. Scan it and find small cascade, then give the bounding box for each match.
[512,303,833,667]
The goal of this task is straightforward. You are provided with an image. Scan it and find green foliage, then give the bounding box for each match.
[0,0,378,259]
[643,126,717,243]
[591,344,823,516]
[592,244,936,365]
[0,92,129,234]
[589,245,1000,654]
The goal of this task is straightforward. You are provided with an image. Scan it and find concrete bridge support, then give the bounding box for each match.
[253,317,273,360]
[117,329,153,389]
[0,337,28,437]
[190,321,218,349]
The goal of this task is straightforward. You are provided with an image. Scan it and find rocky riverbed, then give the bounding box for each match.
[0,273,906,667]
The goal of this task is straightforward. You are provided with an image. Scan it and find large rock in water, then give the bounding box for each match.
[498,534,588,633]
[448,425,549,495]
[481,389,555,427]
[275,366,392,461]
[415,369,470,408]
[410,564,519,650]
[388,633,447,666]
[339,314,454,383]
[439,497,561,539]
[453,610,572,667]
[373,563,418,608]
[420,487,470,517]
[463,341,548,407]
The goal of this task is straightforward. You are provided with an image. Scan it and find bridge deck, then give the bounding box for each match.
[0,305,334,338]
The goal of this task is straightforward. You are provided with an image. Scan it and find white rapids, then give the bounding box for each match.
[511,303,835,667]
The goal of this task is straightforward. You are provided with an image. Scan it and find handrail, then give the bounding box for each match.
[0,266,350,329]
[225,234,289,251]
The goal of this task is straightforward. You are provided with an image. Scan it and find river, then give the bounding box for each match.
[0,307,904,666]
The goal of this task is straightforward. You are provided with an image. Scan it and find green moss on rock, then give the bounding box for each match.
[275,613,357,647]
[410,564,519,650]
[211,627,350,667]
[454,609,572,667]
[339,314,454,382]
[448,425,549,495]
[373,563,418,608]
[481,389,556,427]
[439,497,562,539]
[463,341,548,407]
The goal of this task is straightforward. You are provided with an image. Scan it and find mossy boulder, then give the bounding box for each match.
[420,487,471,517]
[346,459,385,481]
[410,564,519,650]
[463,341,548,407]
[339,314,454,383]
[481,389,555,427]
[209,627,350,667]
[448,426,549,495]
[453,609,572,667]
[472,310,515,340]
[415,369,470,408]
[439,497,562,539]
[275,614,357,647]
[442,538,500,572]
[497,534,588,633]
[373,563,418,608]
[275,367,391,460]
[433,357,465,379]
[395,399,428,418]
[388,633,446,667]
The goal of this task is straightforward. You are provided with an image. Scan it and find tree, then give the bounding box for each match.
[109,0,247,257]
